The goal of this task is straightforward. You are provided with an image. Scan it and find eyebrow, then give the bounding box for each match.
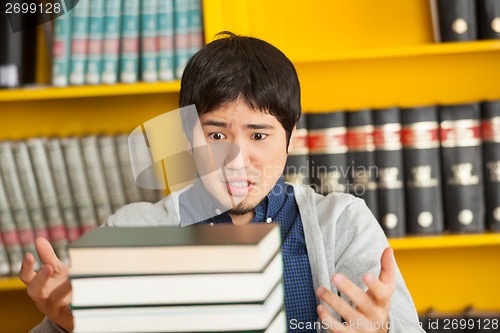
[201,120,274,130]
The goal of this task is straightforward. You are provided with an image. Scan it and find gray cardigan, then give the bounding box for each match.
[31,184,425,333]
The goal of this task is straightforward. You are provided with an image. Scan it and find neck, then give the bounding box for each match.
[229,211,255,226]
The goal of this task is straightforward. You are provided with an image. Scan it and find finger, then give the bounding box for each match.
[332,273,378,317]
[316,286,364,325]
[46,278,72,312]
[379,248,395,285]
[19,253,36,285]
[26,265,54,300]
[317,304,353,333]
[363,273,394,309]
[36,238,65,272]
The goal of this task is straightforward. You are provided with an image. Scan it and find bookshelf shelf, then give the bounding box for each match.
[0,277,25,291]
[389,232,500,250]
[0,81,181,102]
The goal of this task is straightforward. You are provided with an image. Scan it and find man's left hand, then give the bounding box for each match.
[316,247,396,333]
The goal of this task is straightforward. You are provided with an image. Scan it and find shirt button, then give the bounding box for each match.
[266,217,272,223]
[215,208,222,215]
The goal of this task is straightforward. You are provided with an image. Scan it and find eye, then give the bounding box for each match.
[208,132,226,141]
[251,133,268,141]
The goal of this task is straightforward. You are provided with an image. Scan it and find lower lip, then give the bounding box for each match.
[225,182,253,196]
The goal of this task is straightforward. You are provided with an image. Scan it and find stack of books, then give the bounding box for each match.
[69,224,286,333]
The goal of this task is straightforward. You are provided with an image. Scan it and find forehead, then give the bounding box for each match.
[200,100,280,127]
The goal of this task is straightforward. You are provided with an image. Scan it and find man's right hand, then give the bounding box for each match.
[19,237,74,332]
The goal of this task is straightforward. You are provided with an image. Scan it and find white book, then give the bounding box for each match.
[97,136,126,212]
[115,134,143,203]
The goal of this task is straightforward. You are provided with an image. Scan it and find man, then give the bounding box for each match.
[20,32,425,333]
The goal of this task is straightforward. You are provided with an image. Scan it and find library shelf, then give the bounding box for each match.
[389,232,500,250]
[0,277,25,291]
[0,81,181,102]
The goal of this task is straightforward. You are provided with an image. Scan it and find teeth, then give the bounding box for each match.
[229,181,249,187]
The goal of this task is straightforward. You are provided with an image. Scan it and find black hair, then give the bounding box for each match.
[179,31,301,147]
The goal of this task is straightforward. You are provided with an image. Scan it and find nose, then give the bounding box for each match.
[224,138,251,171]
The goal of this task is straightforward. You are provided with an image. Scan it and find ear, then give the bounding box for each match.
[287,125,297,153]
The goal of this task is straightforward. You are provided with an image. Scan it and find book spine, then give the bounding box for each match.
[477,0,500,39]
[482,101,500,231]
[141,0,159,82]
[157,0,175,81]
[307,112,348,195]
[173,0,191,79]
[188,0,204,57]
[101,0,122,84]
[27,138,69,264]
[347,109,378,218]
[401,106,444,235]
[0,173,23,275]
[61,137,98,233]
[115,134,143,203]
[52,8,73,86]
[440,103,484,233]
[80,136,113,226]
[435,0,477,42]
[0,231,10,276]
[284,115,309,186]
[0,142,40,269]
[98,136,127,213]
[0,9,22,88]
[86,0,105,84]
[12,142,50,241]
[69,0,90,85]
[120,0,140,83]
[45,138,81,242]
[373,107,406,237]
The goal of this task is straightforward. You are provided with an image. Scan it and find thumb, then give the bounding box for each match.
[379,247,395,285]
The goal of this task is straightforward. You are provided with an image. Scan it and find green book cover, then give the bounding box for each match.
[120,0,140,83]
[52,8,73,86]
[157,0,175,81]
[101,0,122,84]
[69,0,90,85]
[140,0,159,82]
[86,0,105,84]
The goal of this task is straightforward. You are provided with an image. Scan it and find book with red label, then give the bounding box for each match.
[401,106,444,235]
[347,109,378,218]
[373,107,405,237]
[307,111,347,195]
[439,103,484,233]
[477,0,500,40]
[284,115,309,186]
[481,101,500,231]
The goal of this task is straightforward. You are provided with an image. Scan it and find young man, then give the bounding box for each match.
[20,33,425,333]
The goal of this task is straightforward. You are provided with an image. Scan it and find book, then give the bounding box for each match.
[120,0,140,83]
[71,252,282,307]
[69,224,281,275]
[431,0,477,42]
[69,0,90,85]
[52,6,73,86]
[86,0,105,84]
[97,136,127,213]
[0,232,10,276]
[439,103,484,233]
[284,115,309,186]
[373,107,406,237]
[0,9,22,88]
[481,101,500,231]
[27,138,69,264]
[157,0,175,81]
[347,109,378,217]
[45,138,81,242]
[477,0,500,40]
[0,141,40,269]
[101,0,122,84]
[188,0,204,57]
[173,0,191,79]
[140,0,159,82]
[307,111,348,195]
[115,134,144,203]
[401,106,444,235]
[0,172,23,275]
[72,283,284,333]
[60,137,98,234]
[80,136,113,225]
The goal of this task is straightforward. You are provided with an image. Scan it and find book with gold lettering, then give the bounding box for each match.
[284,115,309,186]
[401,106,444,235]
[373,107,405,237]
[439,103,484,233]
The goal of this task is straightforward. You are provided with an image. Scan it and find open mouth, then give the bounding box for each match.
[224,178,254,196]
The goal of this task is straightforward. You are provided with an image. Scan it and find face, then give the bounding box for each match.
[190,99,292,219]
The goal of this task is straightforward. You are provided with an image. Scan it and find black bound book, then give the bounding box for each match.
[477,0,500,39]
[401,106,444,235]
[307,111,348,195]
[284,115,309,186]
[373,107,405,237]
[440,103,485,233]
[481,101,500,231]
[432,0,477,42]
[0,9,22,88]
[347,109,378,218]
